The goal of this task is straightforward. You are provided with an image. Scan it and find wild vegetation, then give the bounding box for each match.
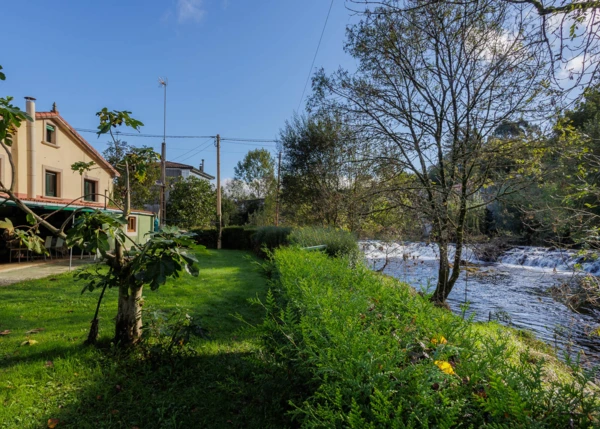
[253,247,599,427]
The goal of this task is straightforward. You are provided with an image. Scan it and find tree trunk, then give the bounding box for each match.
[114,284,143,346]
[112,162,142,346]
[431,241,451,304]
[431,193,469,305]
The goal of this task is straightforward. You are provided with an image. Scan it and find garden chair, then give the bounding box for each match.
[8,240,29,263]
[54,238,68,258]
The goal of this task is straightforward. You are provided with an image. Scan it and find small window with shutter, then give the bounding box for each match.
[46,124,56,144]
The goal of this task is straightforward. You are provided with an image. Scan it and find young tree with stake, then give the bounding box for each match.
[1,70,200,345]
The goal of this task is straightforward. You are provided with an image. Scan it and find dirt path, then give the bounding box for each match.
[0,259,95,286]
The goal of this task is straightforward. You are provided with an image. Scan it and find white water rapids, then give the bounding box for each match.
[362,241,600,366]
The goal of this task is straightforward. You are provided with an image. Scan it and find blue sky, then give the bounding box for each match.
[1,0,357,180]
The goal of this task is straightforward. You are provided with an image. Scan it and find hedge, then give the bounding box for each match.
[252,248,599,428]
[251,226,293,256]
[190,227,256,250]
[191,225,359,260]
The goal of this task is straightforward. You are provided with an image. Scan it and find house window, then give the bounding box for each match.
[83,179,97,202]
[45,170,59,197]
[127,216,137,233]
[46,124,56,144]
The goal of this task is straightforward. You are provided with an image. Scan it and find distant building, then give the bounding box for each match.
[165,160,214,181]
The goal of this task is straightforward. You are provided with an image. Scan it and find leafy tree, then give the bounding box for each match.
[312,0,548,304]
[103,139,160,210]
[166,176,216,229]
[279,113,377,232]
[233,149,276,200]
[0,68,200,346]
[535,84,600,247]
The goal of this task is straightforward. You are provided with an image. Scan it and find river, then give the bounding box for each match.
[362,242,600,367]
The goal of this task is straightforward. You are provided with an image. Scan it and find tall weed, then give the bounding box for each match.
[289,226,359,262]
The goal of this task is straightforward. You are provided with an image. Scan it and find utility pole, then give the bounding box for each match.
[275,151,282,226]
[159,77,168,226]
[216,134,222,249]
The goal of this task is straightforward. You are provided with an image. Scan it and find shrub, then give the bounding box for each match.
[289,227,359,261]
[252,226,292,256]
[190,228,217,248]
[191,227,257,250]
[221,226,244,249]
[252,248,599,428]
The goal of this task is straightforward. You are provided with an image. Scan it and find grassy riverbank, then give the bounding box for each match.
[255,247,599,428]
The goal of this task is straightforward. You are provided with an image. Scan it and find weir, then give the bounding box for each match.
[362,241,600,366]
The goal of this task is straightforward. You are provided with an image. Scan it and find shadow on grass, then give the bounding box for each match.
[42,347,307,429]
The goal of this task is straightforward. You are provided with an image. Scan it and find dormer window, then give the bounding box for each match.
[46,124,56,144]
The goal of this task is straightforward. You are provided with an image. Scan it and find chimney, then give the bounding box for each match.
[25,97,37,198]
[200,159,205,172]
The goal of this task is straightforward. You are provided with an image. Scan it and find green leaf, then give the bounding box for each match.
[0,218,14,232]
[26,213,36,226]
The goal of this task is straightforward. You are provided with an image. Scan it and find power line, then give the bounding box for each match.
[220,137,277,143]
[74,128,214,139]
[296,0,335,113]
[74,128,277,143]
[170,137,215,162]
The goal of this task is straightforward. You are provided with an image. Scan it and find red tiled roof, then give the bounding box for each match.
[35,112,120,177]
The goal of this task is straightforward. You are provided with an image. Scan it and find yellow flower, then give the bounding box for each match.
[434,360,455,375]
[431,336,448,345]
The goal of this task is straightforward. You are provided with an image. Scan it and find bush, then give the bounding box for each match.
[289,227,359,261]
[190,228,217,248]
[221,226,244,249]
[191,227,257,250]
[252,226,292,256]
[222,226,257,250]
[252,248,599,428]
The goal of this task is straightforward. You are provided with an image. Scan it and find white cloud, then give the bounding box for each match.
[558,54,585,79]
[176,0,206,24]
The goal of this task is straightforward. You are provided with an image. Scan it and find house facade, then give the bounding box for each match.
[0,97,155,259]
[1,97,117,206]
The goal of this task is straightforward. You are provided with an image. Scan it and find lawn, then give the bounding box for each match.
[0,249,282,429]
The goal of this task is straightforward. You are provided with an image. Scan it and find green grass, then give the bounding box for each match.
[0,249,282,429]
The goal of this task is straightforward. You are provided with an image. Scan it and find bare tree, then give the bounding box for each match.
[348,0,600,93]
[313,0,549,304]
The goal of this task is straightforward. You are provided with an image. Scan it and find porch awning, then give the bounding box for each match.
[0,199,98,212]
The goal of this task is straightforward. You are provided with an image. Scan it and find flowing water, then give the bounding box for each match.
[362,242,600,366]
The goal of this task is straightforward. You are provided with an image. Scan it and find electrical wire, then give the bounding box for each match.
[74,128,214,139]
[171,138,215,162]
[296,0,335,113]
[74,128,277,144]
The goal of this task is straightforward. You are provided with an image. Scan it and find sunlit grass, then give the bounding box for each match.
[0,249,276,429]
